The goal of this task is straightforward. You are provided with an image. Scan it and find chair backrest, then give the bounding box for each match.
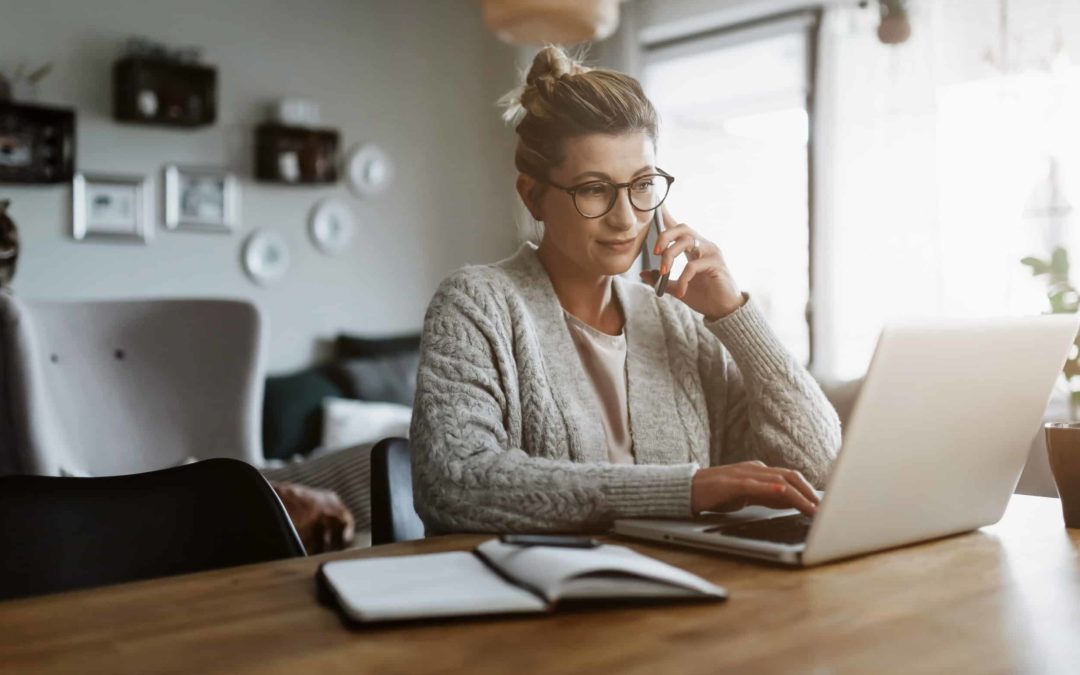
[369,437,424,545]
[0,294,265,477]
[0,458,305,601]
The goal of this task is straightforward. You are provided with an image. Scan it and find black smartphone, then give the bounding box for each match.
[650,209,669,297]
[499,534,602,548]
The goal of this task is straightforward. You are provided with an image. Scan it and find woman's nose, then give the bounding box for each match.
[604,188,637,231]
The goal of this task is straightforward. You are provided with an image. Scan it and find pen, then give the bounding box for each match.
[499,534,602,548]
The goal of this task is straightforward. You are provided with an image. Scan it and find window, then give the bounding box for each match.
[642,14,818,365]
[814,1,1080,380]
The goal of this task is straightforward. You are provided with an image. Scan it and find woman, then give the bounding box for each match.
[410,46,841,534]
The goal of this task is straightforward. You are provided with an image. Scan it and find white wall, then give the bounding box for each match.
[0,0,520,372]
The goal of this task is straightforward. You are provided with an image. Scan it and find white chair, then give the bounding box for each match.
[0,293,265,477]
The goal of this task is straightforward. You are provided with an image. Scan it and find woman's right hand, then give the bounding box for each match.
[691,461,820,516]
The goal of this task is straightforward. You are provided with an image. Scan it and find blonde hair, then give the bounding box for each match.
[500,45,659,200]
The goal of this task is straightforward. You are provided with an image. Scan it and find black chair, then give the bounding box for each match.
[370,437,425,545]
[0,458,305,601]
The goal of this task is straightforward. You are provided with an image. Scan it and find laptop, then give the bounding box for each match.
[614,315,1080,566]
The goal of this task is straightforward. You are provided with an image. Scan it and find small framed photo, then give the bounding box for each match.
[164,165,239,232]
[72,173,151,243]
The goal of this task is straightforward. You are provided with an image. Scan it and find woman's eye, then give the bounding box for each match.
[581,184,609,197]
[632,178,655,192]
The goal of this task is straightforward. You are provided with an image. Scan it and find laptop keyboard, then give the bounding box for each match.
[704,514,814,545]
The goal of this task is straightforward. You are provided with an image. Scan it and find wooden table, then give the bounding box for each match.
[1,495,1078,675]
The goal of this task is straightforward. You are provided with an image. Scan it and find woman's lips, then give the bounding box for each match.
[598,238,638,252]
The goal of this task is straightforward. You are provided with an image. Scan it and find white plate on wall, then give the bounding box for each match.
[242,230,290,286]
[309,198,356,254]
[345,143,394,198]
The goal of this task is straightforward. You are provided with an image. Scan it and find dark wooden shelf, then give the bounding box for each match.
[0,102,76,184]
[113,57,216,128]
[254,123,339,185]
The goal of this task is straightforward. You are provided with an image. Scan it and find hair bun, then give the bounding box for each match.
[499,45,590,125]
[525,45,590,86]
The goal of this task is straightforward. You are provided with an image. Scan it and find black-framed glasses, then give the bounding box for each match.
[546,170,675,219]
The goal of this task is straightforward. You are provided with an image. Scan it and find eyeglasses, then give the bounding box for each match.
[545,170,675,219]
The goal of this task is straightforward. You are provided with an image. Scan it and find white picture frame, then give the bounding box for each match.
[164,165,239,232]
[72,173,151,243]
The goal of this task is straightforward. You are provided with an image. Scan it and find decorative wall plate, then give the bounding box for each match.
[242,230,290,286]
[308,198,356,254]
[345,143,394,197]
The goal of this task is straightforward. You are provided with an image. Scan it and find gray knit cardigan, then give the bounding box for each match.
[410,242,841,534]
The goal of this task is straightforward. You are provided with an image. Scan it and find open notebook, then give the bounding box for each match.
[318,539,727,624]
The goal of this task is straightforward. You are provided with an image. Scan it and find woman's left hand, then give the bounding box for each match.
[639,205,745,321]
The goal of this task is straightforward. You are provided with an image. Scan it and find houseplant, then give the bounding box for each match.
[1022,246,1080,417]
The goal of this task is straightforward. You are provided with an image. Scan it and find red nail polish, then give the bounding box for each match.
[772,484,785,493]
[660,264,668,275]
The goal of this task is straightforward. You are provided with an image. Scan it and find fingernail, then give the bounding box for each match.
[771,484,785,493]
[653,244,660,255]
[660,264,668,275]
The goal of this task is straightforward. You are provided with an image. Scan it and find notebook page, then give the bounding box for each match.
[474,540,726,603]
[321,551,547,622]
[556,575,703,600]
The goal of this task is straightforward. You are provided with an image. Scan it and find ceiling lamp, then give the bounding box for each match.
[876,0,911,45]
[481,0,621,46]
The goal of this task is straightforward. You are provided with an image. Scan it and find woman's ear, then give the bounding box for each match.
[516,174,542,221]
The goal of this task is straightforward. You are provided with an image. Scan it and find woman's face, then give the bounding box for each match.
[522,132,657,279]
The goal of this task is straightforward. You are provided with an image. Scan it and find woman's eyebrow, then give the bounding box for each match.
[569,165,655,182]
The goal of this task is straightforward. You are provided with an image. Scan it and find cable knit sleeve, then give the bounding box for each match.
[697,295,841,488]
[410,271,696,535]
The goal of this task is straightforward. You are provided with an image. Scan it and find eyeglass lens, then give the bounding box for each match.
[575,175,670,218]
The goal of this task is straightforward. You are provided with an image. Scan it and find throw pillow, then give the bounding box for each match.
[262,368,346,461]
[334,332,421,359]
[330,352,420,406]
[321,397,413,451]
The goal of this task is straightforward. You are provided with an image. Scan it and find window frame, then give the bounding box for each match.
[639,8,823,369]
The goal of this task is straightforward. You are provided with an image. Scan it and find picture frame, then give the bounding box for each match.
[164,164,238,232]
[72,173,151,243]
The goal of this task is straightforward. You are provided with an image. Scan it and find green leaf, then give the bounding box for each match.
[1051,247,1071,277]
[1021,256,1051,276]
[27,63,52,84]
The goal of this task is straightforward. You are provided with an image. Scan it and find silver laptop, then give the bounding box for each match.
[614,315,1080,566]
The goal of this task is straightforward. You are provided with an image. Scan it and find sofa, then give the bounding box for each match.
[259,332,421,547]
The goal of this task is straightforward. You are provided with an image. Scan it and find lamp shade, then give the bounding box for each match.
[481,0,620,45]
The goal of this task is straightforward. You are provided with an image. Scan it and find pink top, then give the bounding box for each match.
[563,311,636,465]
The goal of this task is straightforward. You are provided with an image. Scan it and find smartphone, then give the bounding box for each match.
[499,534,602,548]
[650,209,670,297]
